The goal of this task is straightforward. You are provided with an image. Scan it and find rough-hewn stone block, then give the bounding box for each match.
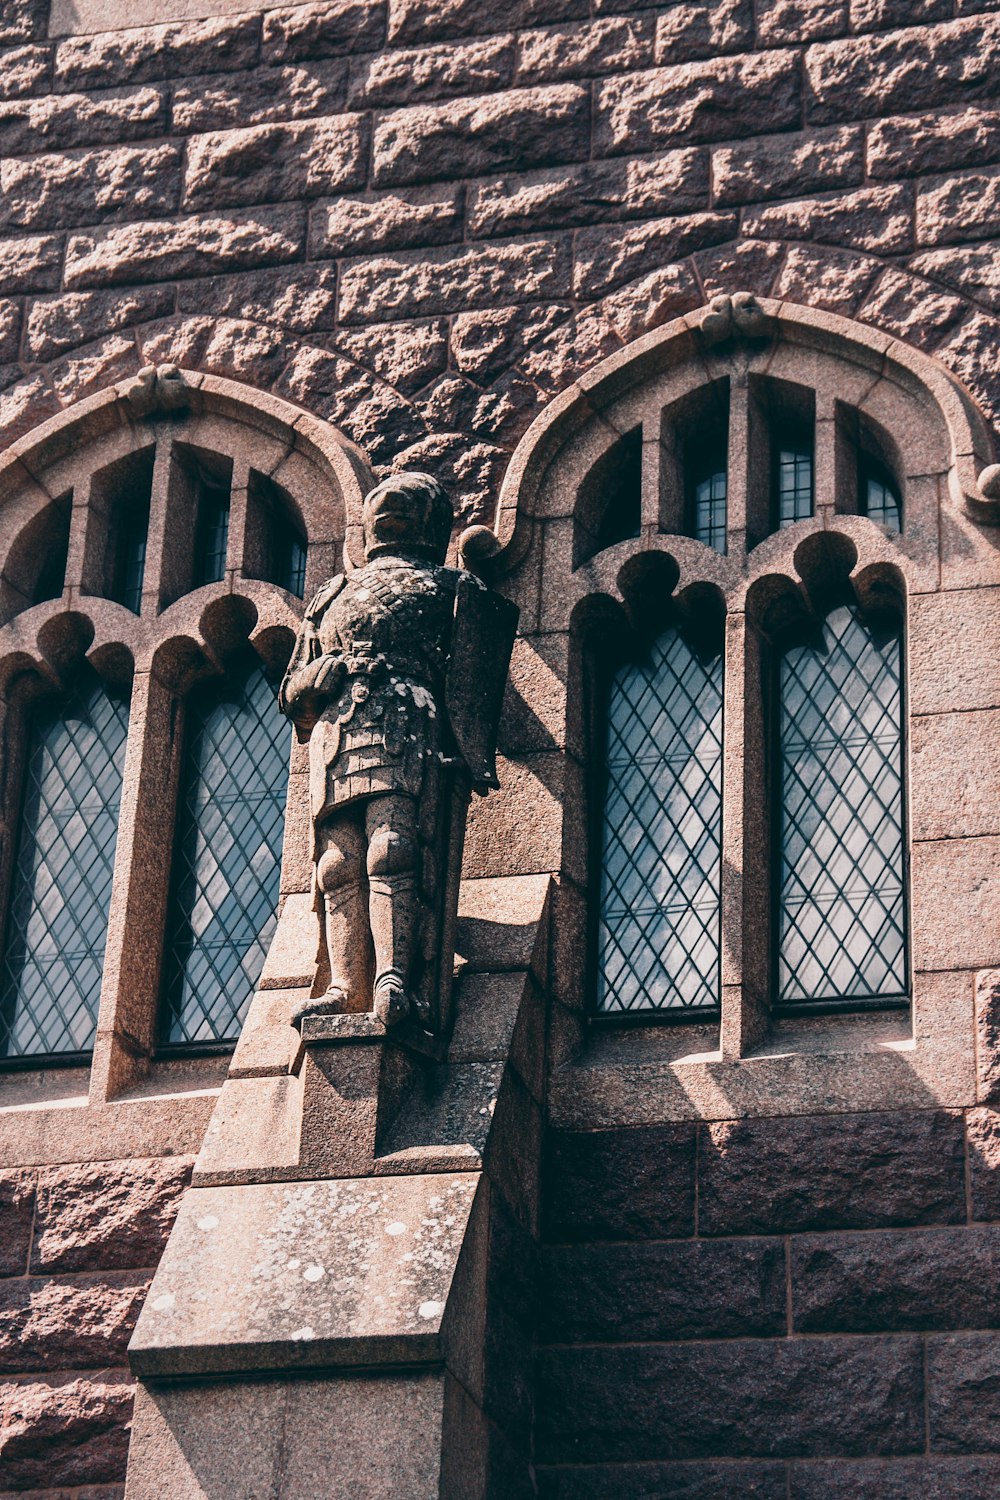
[869,107,1000,182]
[0,43,51,99]
[744,184,912,254]
[468,150,708,238]
[451,303,569,382]
[858,265,966,347]
[335,317,449,394]
[968,1107,1000,1221]
[757,0,847,43]
[699,1111,966,1235]
[0,1371,133,1489]
[311,186,463,258]
[183,114,367,211]
[177,263,338,335]
[0,0,46,46]
[544,1124,696,1241]
[518,17,653,82]
[788,1456,1000,1498]
[349,34,513,106]
[0,232,62,293]
[262,0,386,62]
[0,86,166,155]
[537,1336,924,1462]
[55,14,261,90]
[977,972,1000,1106]
[851,0,952,28]
[773,242,878,316]
[31,1157,191,1273]
[0,1170,34,1277]
[918,167,1000,247]
[655,0,753,64]
[541,1237,786,1342]
[929,1334,1000,1452]
[65,208,305,288]
[0,1272,149,1372]
[0,142,180,232]
[173,62,348,134]
[25,285,174,362]
[596,50,800,154]
[338,237,571,323]
[373,84,590,187]
[793,1225,1000,1334]
[575,211,735,297]
[386,0,586,47]
[713,126,862,207]
[276,346,426,463]
[805,18,1000,124]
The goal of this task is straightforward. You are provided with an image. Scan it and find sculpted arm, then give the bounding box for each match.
[279,579,346,738]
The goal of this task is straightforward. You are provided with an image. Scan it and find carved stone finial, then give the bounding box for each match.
[279,471,518,1044]
[120,363,190,418]
[458,523,502,576]
[700,291,771,345]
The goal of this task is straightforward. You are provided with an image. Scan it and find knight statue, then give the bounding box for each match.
[279,472,517,1040]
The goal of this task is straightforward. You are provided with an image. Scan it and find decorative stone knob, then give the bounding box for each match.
[978,464,1000,501]
[701,291,771,345]
[458,524,501,574]
[121,363,190,418]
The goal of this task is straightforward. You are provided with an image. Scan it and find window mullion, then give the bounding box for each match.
[138,433,176,618]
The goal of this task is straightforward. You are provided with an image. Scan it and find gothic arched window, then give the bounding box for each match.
[0,672,129,1060]
[159,662,292,1047]
[776,603,907,1011]
[597,626,723,1014]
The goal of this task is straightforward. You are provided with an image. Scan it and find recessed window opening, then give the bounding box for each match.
[0,494,72,626]
[246,471,309,598]
[596,614,724,1015]
[193,462,232,588]
[775,598,907,1013]
[573,427,642,567]
[686,439,728,552]
[860,457,902,532]
[101,448,155,615]
[0,668,130,1061]
[774,425,814,529]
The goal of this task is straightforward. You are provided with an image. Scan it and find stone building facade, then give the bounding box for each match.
[2,0,1000,1495]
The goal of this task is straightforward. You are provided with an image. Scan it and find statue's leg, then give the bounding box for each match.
[294,812,371,1024]
[364,794,419,1029]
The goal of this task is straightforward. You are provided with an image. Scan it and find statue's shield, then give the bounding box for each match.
[446,572,519,792]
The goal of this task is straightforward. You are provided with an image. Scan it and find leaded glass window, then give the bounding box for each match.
[775,436,813,527]
[862,465,902,532]
[776,603,907,1008]
[691,466,727,552]
[113,496,150,614]
[597,628,723,1013]
[0,675,129,1059]
[193,471,231,588]
[159,663,291,1046]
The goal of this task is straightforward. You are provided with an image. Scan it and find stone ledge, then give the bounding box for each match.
[128,1172,479,1379]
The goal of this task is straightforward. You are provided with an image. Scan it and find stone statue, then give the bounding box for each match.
[279,472,517,1039]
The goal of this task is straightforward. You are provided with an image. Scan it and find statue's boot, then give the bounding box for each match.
[292,880,370,1029]
[368,871,418,1029]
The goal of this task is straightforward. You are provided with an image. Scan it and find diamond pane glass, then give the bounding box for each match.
[598,629,723,1012]
[0,676,129,1058]
[160,665,291,1045]
[777,604,907,1007]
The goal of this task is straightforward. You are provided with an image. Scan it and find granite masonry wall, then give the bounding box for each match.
[2,0,1000,1493]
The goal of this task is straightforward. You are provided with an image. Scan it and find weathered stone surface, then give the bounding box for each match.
[517,308,622,392]
[602,260,701,340]
[805,18,1000,124]
[542,1237,786,1342]
[773,243,880,315]
[574,212,736,298]
[0,1171,34,1277]
[695,237,784,300]
[788,1456,1000,1499]
[468,150,708,237]
[276,346,426,463]
[713,126,862,207]
[183,114,367,210]
[350,35,514,106]
[519,17,653,81]
[912,834,1000,972]
[451,303,569,382]
[918,167,1000,247]
[596,51,801,155]
[929,1334,1000,1452]
[852,0,951,27]
[977,973,1000,1105]
[0,43,51,99]
[537,1336,924,1462]
[911,241,1000,312]
[0,1372,133,1489]
[0,86,166,155]
[338,237,571,323]
[869,106,1000,181]
[699,1111,966,1235]
[335,318,449,394]
[173,62,348,134]
[655,0,753,63]
[544,1125,696,1241]
[0,1272,148,1372]
[0,0,44,45]
[757,0,846,43]
[743,184,912,254]
[65,208,305,288]
[857,267,966,347]
[176,264,338,336]
[968,1108,1000,1221]
[0,373,60,444]
[262,0,388,63]
[387,0,586,46]
[0,142,180,232]
[935,309,1000,425]
[0,232,61,293]
[31,1157,192,1272]
[792,1225,1000,1333]
[536,1463,787,1499]
[49,332,140,402]
[55,14,260,90]
[311,186,463,258]
[373,84,589,187]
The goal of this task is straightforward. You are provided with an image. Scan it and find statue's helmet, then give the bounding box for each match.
[361,472,453,562]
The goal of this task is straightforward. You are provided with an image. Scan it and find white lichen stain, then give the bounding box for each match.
[418,1301,443,1321]
[153,1293,175,1312]
[290,1327,316,1341]
[303,1264,325,1283]
[385,1221,407,1236]
[197,1215,219,1231]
